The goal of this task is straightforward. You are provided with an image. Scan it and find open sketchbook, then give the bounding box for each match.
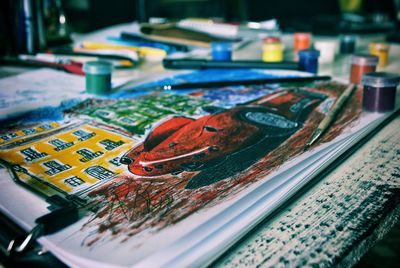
[0,69,397,267]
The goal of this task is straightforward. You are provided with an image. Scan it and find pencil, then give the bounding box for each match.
[305,83,356,148]
[80,41,167,57]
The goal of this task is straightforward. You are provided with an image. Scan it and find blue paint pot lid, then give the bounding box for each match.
[211,41,232,51]
[83,61,113,75]
[362,72,400,88]
[298,49,320,58]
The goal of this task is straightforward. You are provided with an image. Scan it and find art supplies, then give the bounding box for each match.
[162,58,299,70]
[368,42,390,67]
[306,83,356,147]
[80,41,167,58]
[83,61,113,95]
[339,34,356,54]
[120,31,190,52]
[314,39,337,64]
[135,75,331,91]
[361,72,400,112]
[298,49,320,74]
[211,41,232,61]
[293,32,312,52]
[8,54,84,75]
[349,54,379,84]
[262,37,284,62]
[140,22,239,47]
[49,47,139,66]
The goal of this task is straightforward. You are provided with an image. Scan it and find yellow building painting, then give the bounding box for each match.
[0,120,137,197]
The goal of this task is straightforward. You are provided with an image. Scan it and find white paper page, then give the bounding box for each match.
[0,68,85,120]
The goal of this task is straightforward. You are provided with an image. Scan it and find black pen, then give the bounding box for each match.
[163,58,300,70]
[131,75,331,91]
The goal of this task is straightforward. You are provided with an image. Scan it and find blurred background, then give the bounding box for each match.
[1,0,400,56]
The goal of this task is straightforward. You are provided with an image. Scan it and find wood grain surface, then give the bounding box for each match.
[212,115,400,267]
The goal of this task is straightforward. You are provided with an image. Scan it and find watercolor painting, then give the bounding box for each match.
[76,81,361,248]
[0,69,366,266]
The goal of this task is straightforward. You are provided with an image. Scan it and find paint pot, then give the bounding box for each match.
[339,35,356,54]
[361,72,400,112]
[368,42,390,67]
[262,37,284,62]
[298,49,320,74]
[293,32,311,52]
[314,40,337,64]
[83,61,112,95]
[211,41,232,61]
[349,54,379,84]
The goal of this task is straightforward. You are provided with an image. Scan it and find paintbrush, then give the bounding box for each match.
[305,83,356,148]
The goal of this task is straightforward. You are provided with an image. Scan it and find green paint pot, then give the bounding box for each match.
[83,61,113,95]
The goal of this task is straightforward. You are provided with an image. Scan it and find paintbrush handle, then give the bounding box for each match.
[306,83,356,147]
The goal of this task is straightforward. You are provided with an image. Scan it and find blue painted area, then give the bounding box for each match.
[1,98,83,125]
[199,86,276,108]
[131,69,289,90]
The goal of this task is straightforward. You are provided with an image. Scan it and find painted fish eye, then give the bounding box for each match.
[208,146,219,152]
[169,142,176,148]
[204,125,219,132]
[143,166,153,172]
[120,156,133,165]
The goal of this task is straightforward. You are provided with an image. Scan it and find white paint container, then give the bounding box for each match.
[314,40,337,64]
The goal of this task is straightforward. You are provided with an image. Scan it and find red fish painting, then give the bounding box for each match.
[120,89,327,188]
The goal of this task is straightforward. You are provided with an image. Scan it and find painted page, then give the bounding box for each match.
[0,69,85,121]
[0,69,395,267]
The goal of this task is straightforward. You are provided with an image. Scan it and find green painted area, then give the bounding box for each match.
[78,93,213,135]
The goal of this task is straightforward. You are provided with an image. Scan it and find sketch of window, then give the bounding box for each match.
[109,157,121,166]
[77,148,103,162]
[94,109,115,118]
[72,129,96,141]
[64,176,85,187]
[43,160,71,176]
[119,117,136,125]
[22,128,36,135]
[20,147,47,161]
[48,138,74,151]
[84,166,115,180]
[99,139,124,151]
[0,132,17,141]
[39,123,54,131]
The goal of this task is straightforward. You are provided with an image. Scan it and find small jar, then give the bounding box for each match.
[368,42,390,67]
[349,54,379,84]
[298,49,320,74]
[361,72,400,112]
[211,41,232,61]
[83,61,113,95]
[339,35,356,54]
[293,32,311,52]
[262,37,284,62]
[314,39,337,64]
